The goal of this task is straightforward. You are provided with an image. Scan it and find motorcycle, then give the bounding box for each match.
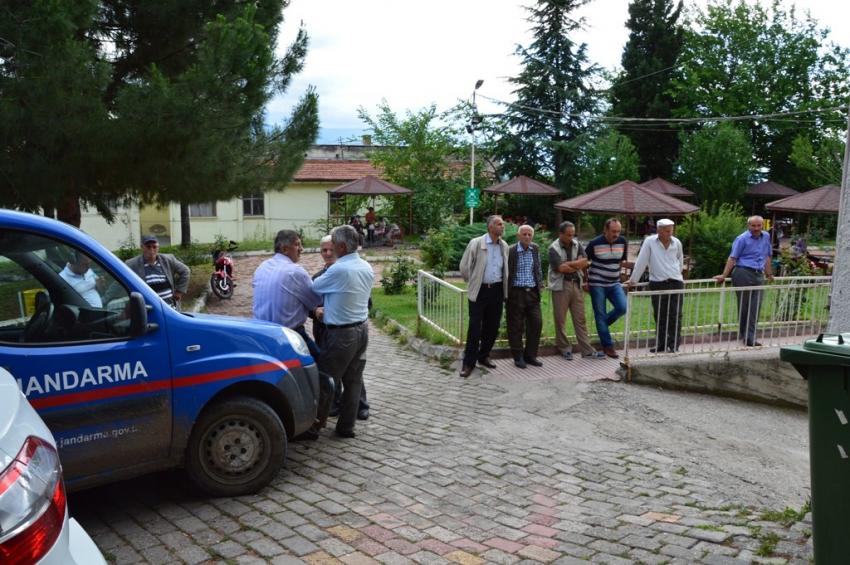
[210,240,238,299]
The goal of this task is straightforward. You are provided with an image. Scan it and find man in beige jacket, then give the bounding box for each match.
[459,215,509,377]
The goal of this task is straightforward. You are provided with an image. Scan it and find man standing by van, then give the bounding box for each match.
[126,235,190,309]
[312,225,374,439]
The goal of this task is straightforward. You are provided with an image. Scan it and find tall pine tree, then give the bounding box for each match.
[490,0,600,198]
[0,0,318,240]
[610,0,684,181]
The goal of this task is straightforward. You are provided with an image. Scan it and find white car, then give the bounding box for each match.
[0,368,106,564]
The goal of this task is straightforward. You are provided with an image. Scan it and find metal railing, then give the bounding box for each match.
[417,270,467,345]
[622,276,831,363]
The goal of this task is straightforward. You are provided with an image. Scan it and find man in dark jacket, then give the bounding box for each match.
[506,224,544,368]
[125,235,190,309]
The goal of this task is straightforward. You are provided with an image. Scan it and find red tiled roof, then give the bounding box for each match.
[747,180,799,198]
[639,177,695,198]
[554,180,699,216]
[483,175,561,195]
[765,184,840,214]
[327,175,412,195]
[294,160,381,182]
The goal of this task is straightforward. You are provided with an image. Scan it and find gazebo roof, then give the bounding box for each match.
[747,180,799,198]
[482,175,560,195]
[554,180,699,216]
[639,177,695,198]
[765,184,840,214]
[326,175,412,195]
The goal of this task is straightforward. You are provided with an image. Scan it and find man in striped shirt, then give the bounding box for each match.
[585,218,628,358]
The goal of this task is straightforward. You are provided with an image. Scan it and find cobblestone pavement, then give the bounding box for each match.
[71,253,813,564]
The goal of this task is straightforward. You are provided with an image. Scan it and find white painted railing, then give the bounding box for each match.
[622,276,831,363]
[416,270,467,345]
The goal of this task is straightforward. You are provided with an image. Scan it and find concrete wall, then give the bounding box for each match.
[622,349,808,409]
[162,184,333,246]
[79,203,141,250]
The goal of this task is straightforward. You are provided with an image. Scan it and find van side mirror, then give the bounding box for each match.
[128,292,151,337]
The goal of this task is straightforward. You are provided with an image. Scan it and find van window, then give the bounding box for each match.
[0,229,133,344]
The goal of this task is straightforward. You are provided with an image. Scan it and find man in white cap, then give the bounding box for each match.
[627,218,684,353]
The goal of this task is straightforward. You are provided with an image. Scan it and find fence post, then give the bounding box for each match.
[717,285,725,333]
[416,270,423,337]
[458,289,465,346]
[623,289,632,366]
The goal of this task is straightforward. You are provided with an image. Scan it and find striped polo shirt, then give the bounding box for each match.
[586,234,628,287]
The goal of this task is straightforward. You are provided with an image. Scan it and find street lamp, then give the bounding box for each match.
[468,79,484,225]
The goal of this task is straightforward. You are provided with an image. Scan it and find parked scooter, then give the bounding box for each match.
[210,240,238,299]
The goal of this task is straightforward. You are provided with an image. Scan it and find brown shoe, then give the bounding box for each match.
[459,365,474,378]
[478,357,497,369]
[603,346,619,359]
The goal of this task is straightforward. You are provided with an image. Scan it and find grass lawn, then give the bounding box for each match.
[371,281,829,347]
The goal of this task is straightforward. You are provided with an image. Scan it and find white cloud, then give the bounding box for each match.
[270,0,850,137]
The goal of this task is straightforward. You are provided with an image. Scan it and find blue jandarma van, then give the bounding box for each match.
[0,210,318,496]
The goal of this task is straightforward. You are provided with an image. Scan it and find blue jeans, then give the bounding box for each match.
[589,285,627,348]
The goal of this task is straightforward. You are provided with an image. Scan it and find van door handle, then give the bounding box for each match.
[186,345,201,352]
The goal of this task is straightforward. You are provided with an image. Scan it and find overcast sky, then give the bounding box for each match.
[268,0,850,144]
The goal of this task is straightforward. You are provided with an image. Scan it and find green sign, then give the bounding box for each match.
[465,187,480,208]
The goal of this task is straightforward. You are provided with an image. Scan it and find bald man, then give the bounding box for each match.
[714,215,774,346]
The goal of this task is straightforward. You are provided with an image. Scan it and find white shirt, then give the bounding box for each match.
[482,234,504,284]
[629,235,684,283]
[59,265,103,307]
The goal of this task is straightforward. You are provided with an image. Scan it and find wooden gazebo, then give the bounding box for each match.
[482,175,561,214]
[326,175,413,232]
[554,180,699,234]
[639,178,695,199]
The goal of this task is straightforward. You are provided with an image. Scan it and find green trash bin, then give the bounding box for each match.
[781,333,850,564]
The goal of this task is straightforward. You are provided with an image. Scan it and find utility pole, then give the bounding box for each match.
[468,80,484,225]
[827,102,850,333]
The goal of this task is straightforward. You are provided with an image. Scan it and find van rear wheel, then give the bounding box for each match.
[185,396,286,496]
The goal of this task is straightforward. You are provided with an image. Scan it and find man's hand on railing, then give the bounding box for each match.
[713,274,727,283]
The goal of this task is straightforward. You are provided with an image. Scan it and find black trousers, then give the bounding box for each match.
[732,267,764,345]
[506,286,542,359]
[648,279,684,351]
[316,323,368,433]
[463,283,504,368]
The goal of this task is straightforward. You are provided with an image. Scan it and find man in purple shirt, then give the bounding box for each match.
[714,216,774,346]
[252,230,322,355]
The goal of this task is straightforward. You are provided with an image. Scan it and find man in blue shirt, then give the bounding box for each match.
[311,225,375,439]
[252,230,322,356]
[714,216,774,346]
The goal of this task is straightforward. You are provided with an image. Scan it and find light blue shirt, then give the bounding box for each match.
[730,230,772,270]
[252,254,321,329]
[312,253,374,325]
[483,234,504,284]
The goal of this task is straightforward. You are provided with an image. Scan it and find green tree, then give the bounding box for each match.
[674,123,756,204]
[789,134,844,187]
[610,0,684,180]
[575,129,640,194]
[488,0,601,197]
[670,0,849,186]
[358,102,467,232]
[0,0,318,241]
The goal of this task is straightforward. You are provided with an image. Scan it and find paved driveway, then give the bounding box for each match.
[71,253,813,564]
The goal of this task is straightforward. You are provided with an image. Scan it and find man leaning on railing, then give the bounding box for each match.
[713,215,774,347]
[627,219,684,353]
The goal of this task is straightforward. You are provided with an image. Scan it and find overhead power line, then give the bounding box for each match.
[476,93,847,126]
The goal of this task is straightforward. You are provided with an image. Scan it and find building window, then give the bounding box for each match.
[242,192,264,216]
[189,202,216,217]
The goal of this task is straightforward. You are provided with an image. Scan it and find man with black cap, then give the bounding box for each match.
[126,235,190,309]
[627,218,684,353]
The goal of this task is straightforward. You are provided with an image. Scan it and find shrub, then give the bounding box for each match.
[380,254,417,295]
[676,203,746,278]
[420,228,453,277]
